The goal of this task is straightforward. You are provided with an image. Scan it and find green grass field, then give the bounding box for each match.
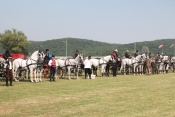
[0,73,175,117]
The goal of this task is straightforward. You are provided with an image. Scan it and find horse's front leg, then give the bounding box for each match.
[39,69,43,82]
[139,65,142,75]
[54,67,58,80]
[75,67,79,79]
[30,69,34,82]
[101,65,106,77]
[133,65,136,76]
[123,65,126,75]
[33,69,38,82]
[67,67,71,80]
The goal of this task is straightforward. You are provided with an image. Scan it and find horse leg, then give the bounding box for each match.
[33,69,38,82]
[39,69,43,82]
[133,66,135,76]
[14,68,19,82]
[123,65,126,75]
[30,69,34,82]
[76,67,79,79]
[67,67,71,80]
[101,65,105,77]
[54,67,58,80]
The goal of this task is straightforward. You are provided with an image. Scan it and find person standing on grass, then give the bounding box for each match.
[84,56,92,79]
[5,57,13,86]
[48,55,58,82]
[111,49,119,77]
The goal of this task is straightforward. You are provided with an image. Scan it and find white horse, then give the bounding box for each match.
[159,55,170,73]
[170,56,175,72]
[0,58,7,80]
[89,55,112,77]
[56,54,83,80]
[13,50,45,82]
[120,55,144,75]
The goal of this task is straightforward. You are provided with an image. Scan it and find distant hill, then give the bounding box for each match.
[28,38,175,56]
[1,38,175,56]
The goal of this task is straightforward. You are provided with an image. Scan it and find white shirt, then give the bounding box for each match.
[9,61,12,69]
[84,59,91,69]
[48,59,59,67]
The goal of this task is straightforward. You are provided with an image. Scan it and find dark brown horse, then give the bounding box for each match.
[144,58,151,75]
[150,56,159,74]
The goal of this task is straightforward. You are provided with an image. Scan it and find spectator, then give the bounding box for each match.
[5,57,13,86]
[48,55,58,82]
[84,56,92,79]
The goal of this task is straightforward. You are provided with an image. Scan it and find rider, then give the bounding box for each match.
[44,49,50,64]
[74,50,79,59]
[125,50,130,58]
[3,50,12,60]
[134,50,139,57]
[157,52,160,57]
[149,53,152,59]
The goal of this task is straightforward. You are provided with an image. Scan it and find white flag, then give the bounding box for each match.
[170,44,175,48]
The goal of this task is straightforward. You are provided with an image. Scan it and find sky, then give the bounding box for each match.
[0,0,175,44]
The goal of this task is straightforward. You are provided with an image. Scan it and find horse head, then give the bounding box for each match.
[75,54,84,64]
[37,50,45,63]
[30,50,45,63]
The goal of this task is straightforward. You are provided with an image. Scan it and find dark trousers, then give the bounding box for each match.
[6,69,13,86]
[50,67,56,81]
[85,68,91,79]
[112,62,117,76]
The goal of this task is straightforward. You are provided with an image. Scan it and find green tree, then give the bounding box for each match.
[0,29,30,55]
[141,46,149,54]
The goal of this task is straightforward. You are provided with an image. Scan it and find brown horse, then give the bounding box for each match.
[144,58,151,75]
[150,56,159,74]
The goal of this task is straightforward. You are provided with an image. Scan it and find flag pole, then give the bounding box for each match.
[174,45,175,56]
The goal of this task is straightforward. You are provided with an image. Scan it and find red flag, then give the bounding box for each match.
[158,44,164,48]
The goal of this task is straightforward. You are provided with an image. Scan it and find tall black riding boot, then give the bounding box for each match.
[89,74,91,79]
[50,77,52,82]
[6,78,8,86]
[10,78,13,86]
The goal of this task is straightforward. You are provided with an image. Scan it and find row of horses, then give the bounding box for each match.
[111,54,174,76]
[0,50,174,82]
